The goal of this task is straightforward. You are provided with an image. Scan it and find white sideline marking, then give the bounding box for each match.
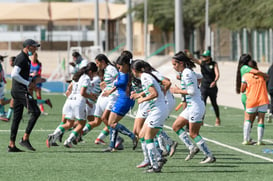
[0,129,100,132]
[204,138,273,163]
[263,139,273,144]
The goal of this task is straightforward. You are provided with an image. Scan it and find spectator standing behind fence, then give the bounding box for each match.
[69,52,88,79]
[190,50,221,126]
[8,39,41,152]
[266,63,273,123]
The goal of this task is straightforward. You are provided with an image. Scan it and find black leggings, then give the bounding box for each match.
[10,92,41,142]
[201,86,220,118]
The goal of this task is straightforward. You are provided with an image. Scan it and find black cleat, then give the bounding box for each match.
[19,138,36,151]
[8,146,24,152]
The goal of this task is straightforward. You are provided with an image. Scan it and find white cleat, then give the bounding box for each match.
[185,146,200,161]
[200,156,216,164]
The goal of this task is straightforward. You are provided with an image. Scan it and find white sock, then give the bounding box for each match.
[178,129,194,150]
[257,124,264,143]
[146,140,158,169]
[243,120,251,142]
[140,139,149,161]
[195,136,213,157]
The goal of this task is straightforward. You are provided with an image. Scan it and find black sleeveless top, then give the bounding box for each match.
[200,60,217,88]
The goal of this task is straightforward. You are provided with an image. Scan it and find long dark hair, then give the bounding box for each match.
[95,54,114,66]
[73,62,98,82]
[116,54,133,92]
[173,51,196,70]
[236,54,252,94]
[131,59,161,83]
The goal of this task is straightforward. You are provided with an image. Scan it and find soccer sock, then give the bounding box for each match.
[146,139,159,169]
[52,126,65,142]
[109,127,118,148]
[97,129,109,140]
[257,124,264,143]
[157,134,167,153]
[194,135,213,157]
[36,99,46,104]
[243,120,251,142]
[115,123,135,140]
[115,135,123,148]
[176,128,194,150]
[67,131,78,142]
[140,137,149,161]
[37,96,44,112]
[82,123,92,136]
[160,130,174,146]
[6,107,13,119]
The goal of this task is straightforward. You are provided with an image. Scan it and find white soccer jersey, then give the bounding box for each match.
[152,71,176,115]
[66,74,90,120]
[179,68,205,123]
[141,73,168,128]
[87,75,101,104]
[180,68,203,107]
[94,64,118,117]
[103,64,118,92]
[141,73,165,110]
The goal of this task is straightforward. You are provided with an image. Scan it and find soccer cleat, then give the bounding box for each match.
[45,99,53,108]
[169,141,178,157]
[255,141,266,146]
[158,157,167,169]
[132,136,138,150]
[242,141,252,145]
[95,138,106,145]
[8,146,24,152]
[0,116,9,122]
[185,146,200,161]
[51,142,59,146]
[46,134,56,148]
[200,156,216,164]
[103,146,116,152]
[41,112,48,115]
[115,137,124,149]
[161,149,169,157]
[64,140,73,148]
[19,138,36,151]
[116,143,124,150]
[144,166,161,173]
[136,160,150,168]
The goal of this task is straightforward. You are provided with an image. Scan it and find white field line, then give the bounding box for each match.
[0,129,100,132]
[127,113,273,163]
[263,139,273,144]
[203,138,273,163]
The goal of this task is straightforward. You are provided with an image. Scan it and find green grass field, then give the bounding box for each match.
[0,93,273,181]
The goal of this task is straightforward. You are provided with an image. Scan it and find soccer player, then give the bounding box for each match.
[235,54,268,145]
[131,60,168,173]
[103,54,137,152]
[241,60,269,145]
[170,51,216,163]
[46,63,98,148]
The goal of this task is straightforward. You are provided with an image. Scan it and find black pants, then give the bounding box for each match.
[201,86,220,118]
[10,91,41,142]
